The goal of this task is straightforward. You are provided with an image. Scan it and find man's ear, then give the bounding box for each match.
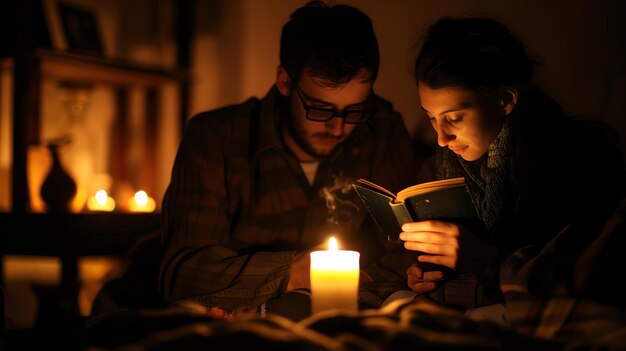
[500,89,518,116]
[276,66,291,96]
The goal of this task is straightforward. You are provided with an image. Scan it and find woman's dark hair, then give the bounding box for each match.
[415,17,569,207]
[414,16,565,132]
[414,17,534,92]
[280,0,379,87]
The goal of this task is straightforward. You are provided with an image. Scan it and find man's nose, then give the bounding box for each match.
[325,117,345,136]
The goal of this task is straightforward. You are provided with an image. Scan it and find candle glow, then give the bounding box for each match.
[135,191,148,206]
[86,189,115,212]
[128,190,156,212]
[310,236,360,314]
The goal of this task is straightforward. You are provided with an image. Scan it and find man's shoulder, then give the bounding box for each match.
[188,97,262,127]
[371,94,398,117]
[180,96,266,152]
[362,94,404,132]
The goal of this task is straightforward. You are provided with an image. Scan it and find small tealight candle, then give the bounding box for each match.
[86,189,115,212]
[310,237,360,314]
[128,190,156,213]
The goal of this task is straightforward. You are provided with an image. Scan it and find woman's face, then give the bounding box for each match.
[418,82,507,161]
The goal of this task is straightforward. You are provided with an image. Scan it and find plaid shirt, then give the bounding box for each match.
[160,87,422,311]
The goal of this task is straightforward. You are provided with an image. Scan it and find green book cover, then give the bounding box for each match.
[352,177,483,244]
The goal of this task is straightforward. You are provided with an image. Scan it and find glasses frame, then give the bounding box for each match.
[294,87,377,124]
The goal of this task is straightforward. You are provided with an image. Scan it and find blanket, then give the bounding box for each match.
[499,196,626,349]
[81,199,626,350]
[85,298,562,351]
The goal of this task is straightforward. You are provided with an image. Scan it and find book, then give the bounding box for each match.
[351,177,483,244]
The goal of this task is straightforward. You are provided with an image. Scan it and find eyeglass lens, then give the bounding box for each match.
[307,109,371,123]
[297,88,374,124]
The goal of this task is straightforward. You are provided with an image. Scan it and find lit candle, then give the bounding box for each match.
[309,237,360,314]
[127,190,156,213]
[86,189,115,212]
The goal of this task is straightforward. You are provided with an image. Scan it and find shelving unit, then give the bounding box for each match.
[3,46,187,327]
[10,48,188,213]
[0,0,197,330]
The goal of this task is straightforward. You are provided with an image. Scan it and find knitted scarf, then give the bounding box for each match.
[435,117,512,235]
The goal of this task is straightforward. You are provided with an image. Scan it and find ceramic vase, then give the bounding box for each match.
[40,143,77,213]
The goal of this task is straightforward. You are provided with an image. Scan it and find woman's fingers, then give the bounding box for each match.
[418,253,456,269]
[399,231,456,245]
[403,240,457,256]
[406,264,443,294]
[401,220,461,237]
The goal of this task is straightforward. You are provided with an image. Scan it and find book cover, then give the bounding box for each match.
[352,177,482,243]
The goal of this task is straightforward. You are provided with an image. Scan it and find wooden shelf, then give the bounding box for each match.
[35,48,188,87]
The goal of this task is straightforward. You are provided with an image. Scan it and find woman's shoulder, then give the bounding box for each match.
[527,115,625,189]
[516,112,621,153]
[556,116,623,162]
[566,117,621,144]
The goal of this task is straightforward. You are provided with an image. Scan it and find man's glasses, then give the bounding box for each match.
[295,87,376,124]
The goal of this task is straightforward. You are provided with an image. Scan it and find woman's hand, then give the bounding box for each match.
[399,220,497,273]
[406,263,443,294]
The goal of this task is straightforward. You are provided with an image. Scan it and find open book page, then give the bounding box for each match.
[354,178,397,200]
[352,176,480,243]
[396,177,466,203]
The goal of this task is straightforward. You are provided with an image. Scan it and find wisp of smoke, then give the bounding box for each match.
[319,173,360,226]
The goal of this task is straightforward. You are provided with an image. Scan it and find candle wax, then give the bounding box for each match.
[310,249,359,314]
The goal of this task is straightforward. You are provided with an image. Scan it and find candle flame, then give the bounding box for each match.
[328,237,338,251]
[95,190,108,206]
[134,191,148,206]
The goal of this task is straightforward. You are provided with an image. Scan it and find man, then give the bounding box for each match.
[159,1,426,320]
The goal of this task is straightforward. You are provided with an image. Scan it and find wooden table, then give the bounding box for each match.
[0,212,161,327]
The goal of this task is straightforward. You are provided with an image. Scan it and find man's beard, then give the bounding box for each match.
[285,113,337,161]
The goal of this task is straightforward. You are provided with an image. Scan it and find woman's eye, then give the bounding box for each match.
[445,115,461,123]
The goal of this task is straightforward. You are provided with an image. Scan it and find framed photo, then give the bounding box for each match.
[42,0,67,50]
[57,2,103,55]
[42,0,104,56]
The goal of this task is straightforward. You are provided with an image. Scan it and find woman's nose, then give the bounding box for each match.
[435,122,455,147]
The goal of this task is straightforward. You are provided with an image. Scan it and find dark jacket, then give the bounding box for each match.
[418,92,626,310]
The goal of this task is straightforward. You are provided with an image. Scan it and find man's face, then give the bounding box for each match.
[282,69,374,162]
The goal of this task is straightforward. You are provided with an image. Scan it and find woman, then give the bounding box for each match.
[399,16,626,314]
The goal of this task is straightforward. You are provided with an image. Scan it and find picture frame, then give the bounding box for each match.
[42,0,104,56]
[57,2,104,55]
[42,0,67,51]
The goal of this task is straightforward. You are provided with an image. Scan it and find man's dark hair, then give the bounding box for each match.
[280,0,379,87]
